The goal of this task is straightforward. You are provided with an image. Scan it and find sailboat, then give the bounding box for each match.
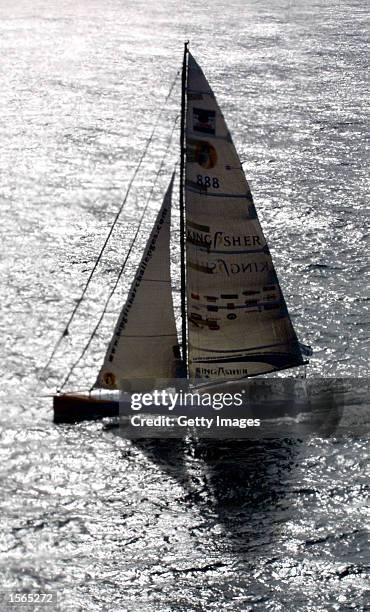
[53,45,311,423]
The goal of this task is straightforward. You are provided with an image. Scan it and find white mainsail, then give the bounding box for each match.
[95,174,179,390]
[185,53,304,379]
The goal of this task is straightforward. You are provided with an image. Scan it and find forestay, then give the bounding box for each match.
[185,53,304,379]
[95,175,179,390]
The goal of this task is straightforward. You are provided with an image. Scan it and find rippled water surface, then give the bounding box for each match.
[0,0,369,609]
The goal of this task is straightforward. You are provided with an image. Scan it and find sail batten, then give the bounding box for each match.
[184,52,304,379]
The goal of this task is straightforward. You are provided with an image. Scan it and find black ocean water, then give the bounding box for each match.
[0,0,369,609]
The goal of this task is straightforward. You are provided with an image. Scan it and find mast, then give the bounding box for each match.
[179,41,189,377]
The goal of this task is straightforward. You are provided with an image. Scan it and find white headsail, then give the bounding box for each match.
[185,53,304,379]
[95,174,179,390]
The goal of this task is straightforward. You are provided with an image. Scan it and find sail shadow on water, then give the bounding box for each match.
[187,381,345,548]
[101,377,345,566]
[192,440,299,531]
[119,405,343,556]
[114,436,302,556]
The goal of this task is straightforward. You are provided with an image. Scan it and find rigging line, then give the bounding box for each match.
[40,69,180,381]
[60,114,180,392]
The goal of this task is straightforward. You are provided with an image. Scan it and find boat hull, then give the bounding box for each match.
[53,393,119,423]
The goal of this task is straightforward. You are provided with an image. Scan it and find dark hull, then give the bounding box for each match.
[53,394,119,423]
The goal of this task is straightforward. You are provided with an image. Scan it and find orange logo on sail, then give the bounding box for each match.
[195,141,217,169]
[103,372,116,387]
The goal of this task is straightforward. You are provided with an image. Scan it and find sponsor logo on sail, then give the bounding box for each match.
[195,141,217,168]
[187,228,263,250]
[195,366,249,377]
[103,372,116,387]
[208,259,270,275]
[193,108,216,135]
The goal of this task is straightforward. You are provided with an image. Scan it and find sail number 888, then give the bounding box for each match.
[197,175,220,189]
